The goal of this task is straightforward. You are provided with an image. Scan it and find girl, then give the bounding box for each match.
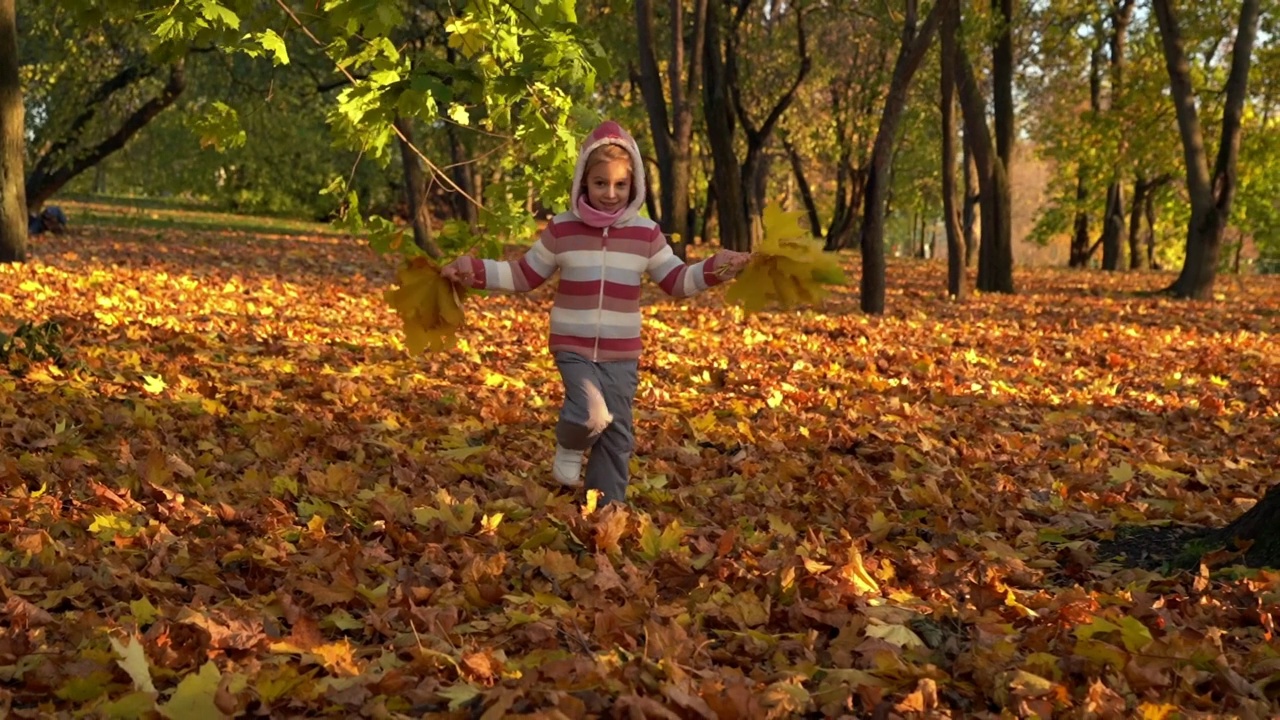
[442,121,751,506]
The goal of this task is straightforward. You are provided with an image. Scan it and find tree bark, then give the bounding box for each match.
[949,0,1014,294]
[25,62,187,210]
[1069,171,1092,268]
[1127,178,1147,270]
[1153,0,1260,299]
[1070,25,1106,269]
[1144,189,1159,270]
[1100,0,1136,272]
[858,0,941,314]
[1213,485,1280,568]
[962,138,977,268]
[993,0,1015,165]
[784,139,822,238]
[729,2,810,249]
[702,0,750,251]
[824,155,863,251]
[446,123,479,233]
[1126,175,1170,270]
[635,0,708,259]
[0,0,25,263]
[940,7,964,300]
[394,116,442,259]
[1100,181,1125,270]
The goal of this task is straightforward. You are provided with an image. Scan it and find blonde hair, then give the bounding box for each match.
[581,143,635,201]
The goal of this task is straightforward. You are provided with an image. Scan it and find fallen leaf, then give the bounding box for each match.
[158,661,225,720]
[110,635,157,695]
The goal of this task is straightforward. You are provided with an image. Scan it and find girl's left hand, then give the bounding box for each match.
[722,250,753,273]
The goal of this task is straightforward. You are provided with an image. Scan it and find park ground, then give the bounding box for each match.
[1,199,1278,718]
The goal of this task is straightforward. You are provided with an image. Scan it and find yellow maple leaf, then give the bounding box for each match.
[310,640,362,677]
[840,548,881,595]
[726,205,846,313]
[384,256,467,354]
[142,374,167,394]
[865,619,926,649]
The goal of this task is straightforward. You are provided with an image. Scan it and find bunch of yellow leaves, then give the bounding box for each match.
[724,206,846,313]
[383,257,467,353]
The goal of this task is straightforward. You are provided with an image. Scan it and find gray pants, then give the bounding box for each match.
[553,351,639,505]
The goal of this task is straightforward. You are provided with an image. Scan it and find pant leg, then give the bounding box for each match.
[553,351,603,452]
[583,360,639,505]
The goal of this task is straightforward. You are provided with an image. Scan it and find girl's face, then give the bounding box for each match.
[585,159,632,213]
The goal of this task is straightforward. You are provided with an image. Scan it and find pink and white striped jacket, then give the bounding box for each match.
[462,121,733,362]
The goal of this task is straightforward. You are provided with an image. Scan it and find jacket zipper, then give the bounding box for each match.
[593,227,608,362]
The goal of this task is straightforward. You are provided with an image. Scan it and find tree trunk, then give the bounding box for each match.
[962,139,977,268]
[728,2,810,250]
[825,156,862,251]
[859,0,941,314]
[702,1,750,251]
[25,62,187,210]
[635,0,707,259]
[987,0,1016,292]
[0,0,25,264]
[784,140,823,238]
[993,0,1015,165]
[1100,181,1125,270]
[1213,484,1280,568]
[446,123,479,233]
[1153,0,1260,299]
[1100,1,1136,273]
[940,12,964,300]
[700,183,716,247]
[393,116,442,259]
[1127,178,1148,270]
[1070,27,1106,270]
[949,0,1014,294]
[1069,172,1091,268]
[1145,190,1159,270]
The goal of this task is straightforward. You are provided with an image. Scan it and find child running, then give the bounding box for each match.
[442,120,751,506]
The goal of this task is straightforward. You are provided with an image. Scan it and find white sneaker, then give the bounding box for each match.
[552,445,585,487]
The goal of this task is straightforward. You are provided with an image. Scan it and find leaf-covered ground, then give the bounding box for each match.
[1,221,1278,719]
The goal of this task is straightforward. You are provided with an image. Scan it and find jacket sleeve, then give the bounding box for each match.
[465,225,558,293]
[646,229,731,298]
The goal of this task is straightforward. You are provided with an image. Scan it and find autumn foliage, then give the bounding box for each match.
[1,220,1279,718]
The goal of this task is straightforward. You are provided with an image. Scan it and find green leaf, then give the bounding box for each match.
[158,661,224,720]
[190,101,247,152]
[130,597,160,626]
[55,671,113,702]
[1117,616,1154,652]
[256,29,289,65]
[1108,462,1134,485]
[438,683,481,710]
[448,104,471,126]
[198,0,239,29]
[1075,617,1121,641]
[100,692,158,720]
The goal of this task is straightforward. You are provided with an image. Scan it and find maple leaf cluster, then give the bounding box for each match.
[0,220,1278,719]
[383,257,467,354]
[725,206,847,313]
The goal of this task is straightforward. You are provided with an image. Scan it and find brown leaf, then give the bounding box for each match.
[613,694,681,720]
[662,681,717,719]
[3,594,53,628]
[590,552,625,593]
[295,577,356,606]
